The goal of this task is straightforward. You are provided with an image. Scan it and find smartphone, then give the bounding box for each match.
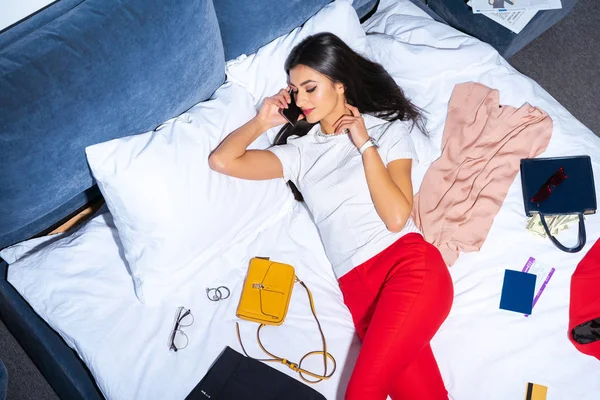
[279,90,303,125]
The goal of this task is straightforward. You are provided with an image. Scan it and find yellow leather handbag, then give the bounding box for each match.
[236,257,295,325]
[236,257,336,384]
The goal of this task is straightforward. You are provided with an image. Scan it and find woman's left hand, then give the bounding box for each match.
[333,102,370,149]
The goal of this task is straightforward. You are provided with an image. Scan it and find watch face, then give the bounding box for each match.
[371,138,380,148]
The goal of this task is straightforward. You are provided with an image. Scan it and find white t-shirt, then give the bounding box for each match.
[268,114,422,279]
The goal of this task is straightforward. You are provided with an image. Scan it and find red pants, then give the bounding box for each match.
[338,233,454,400]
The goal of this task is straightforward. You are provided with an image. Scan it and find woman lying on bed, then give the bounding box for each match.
[209,32,453,400]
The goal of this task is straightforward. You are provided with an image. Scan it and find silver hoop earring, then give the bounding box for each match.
[206,286,231,302]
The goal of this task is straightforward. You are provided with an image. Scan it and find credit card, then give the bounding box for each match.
[524,382,547,400]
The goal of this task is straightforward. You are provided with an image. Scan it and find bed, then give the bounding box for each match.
[1,0,599,399]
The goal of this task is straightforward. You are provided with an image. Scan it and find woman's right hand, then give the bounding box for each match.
[256,87,302,128]
[210,88,297,180]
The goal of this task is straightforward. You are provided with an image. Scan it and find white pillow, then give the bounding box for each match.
[85,82,295,305]
[1,232,63,264]
[225,0,368,113]
[6,210,137,350]
[0,206,110,264]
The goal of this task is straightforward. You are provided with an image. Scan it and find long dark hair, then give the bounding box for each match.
[275,32,426,200]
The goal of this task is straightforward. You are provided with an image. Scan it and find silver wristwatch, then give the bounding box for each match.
[359,137,379,155]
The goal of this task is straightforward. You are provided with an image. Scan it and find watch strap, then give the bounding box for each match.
[359,138,377,155]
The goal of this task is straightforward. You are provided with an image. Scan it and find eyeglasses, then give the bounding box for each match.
[530,166,568,205]
[168,307,194,352]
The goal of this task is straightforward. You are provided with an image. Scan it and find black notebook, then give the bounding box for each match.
[186,347,326,400]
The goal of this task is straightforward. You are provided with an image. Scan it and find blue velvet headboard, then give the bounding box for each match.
[214,0,378,61]
[0,0,378,251]
[0,0,225,249]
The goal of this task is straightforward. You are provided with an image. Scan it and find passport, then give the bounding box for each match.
[499,269,536,314]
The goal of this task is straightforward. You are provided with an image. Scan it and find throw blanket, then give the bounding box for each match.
[412,82,553,265]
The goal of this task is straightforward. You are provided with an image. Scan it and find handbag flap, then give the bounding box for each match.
[521,156,597,216]
[237,258,295,325]
[259,261,295,318]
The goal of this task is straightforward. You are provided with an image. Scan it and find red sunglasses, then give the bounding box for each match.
[530,166,568,205]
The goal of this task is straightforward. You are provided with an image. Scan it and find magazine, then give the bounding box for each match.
[470,0,562,13]
[467,0,539,33]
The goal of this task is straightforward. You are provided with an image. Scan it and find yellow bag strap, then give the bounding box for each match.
[236,276,337,384]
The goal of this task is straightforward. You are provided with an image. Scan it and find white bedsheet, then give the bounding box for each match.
[6,0,600,399]
[8,202,360,400]
[364,1,600,399]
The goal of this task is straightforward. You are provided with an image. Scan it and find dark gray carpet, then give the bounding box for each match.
[0,319,58,399]
[0,2,598,400]
[510,0,600,136]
